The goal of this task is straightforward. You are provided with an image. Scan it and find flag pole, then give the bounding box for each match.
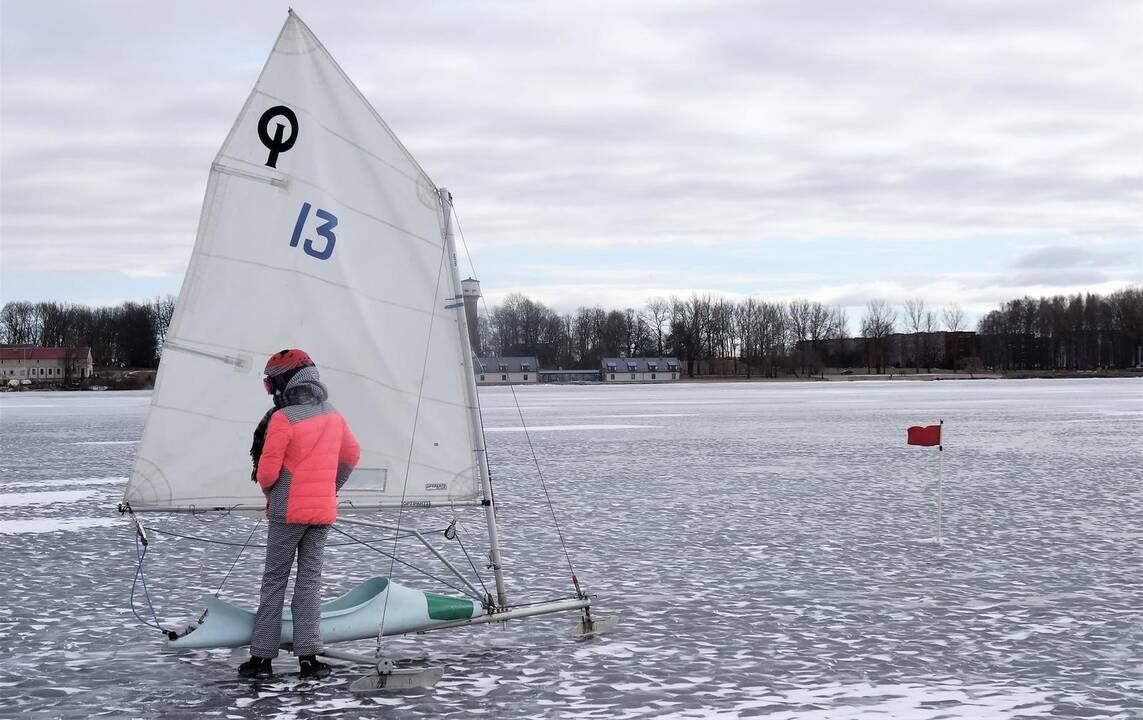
[937,418,944,544]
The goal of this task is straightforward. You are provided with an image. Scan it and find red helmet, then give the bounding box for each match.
[263,348,314,394]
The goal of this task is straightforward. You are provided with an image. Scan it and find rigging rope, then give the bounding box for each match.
[453,212,584,598]
[123,503,167,633]
[329,524,479,600]
[143,524,445,548]
[123,516,482,632]
[451,521,491,599]
[214,516,262,597]
[130,531,165,632]
[373,209,453,650]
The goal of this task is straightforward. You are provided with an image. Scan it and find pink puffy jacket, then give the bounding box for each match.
[256,369,360,525]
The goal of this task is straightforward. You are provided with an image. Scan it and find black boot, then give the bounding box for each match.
[298,654,331,680]
[238,655,273,679]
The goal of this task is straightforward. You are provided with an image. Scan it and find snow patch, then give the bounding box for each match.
[0,490,98,507]
[0,517,120,534]
[483,424,661,433]
[567,413,696,419]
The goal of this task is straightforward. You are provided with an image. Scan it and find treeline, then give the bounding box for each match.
[977,288,1143,371]
[479,293,909,376]
[4,286,1140,374]
[480,287,1143,375]
[0,297,175,368]
[481,294,854,377]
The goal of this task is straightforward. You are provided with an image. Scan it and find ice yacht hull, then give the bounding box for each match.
[166,577,480,649]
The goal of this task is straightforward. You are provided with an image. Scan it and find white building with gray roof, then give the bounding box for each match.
[600,357,681,382]
[473,357,539,385]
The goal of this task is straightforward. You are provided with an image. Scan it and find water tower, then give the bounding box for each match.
[461,277,481,353]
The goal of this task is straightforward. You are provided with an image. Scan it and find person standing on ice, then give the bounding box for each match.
[239,349,360,680]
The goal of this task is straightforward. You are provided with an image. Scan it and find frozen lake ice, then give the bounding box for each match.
[0,378,1140,718]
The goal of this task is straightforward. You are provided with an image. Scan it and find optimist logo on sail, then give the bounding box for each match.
[257,105,298,168]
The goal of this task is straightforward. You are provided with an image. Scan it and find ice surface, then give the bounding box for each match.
[567,413,697,419]
[0,381,1140,718]
[484,424,662,432]
[0,517,121,535]
[0,490,98,507]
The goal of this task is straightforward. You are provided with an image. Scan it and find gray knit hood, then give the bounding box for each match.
[282,365,329,405]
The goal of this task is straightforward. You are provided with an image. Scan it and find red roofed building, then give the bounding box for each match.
[0,347,94,382]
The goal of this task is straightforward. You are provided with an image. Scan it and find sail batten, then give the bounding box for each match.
[126,13,482,513]
[155,343,478,410]
[178,253,447,315]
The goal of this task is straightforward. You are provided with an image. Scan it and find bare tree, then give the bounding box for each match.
[923,310,939,372]
[943,303,966,371]
[669,294,710,377]
[824,306,851,370]
[861,299,897,374]
[806,302,835,376]
[571,307,597,366]
[600,310,628,358]
[476,315,494,356]
[903,298,926,373]
[735,298,760,378]
[491,293,524,355]
[942,303,966,332]
[36,301,72,346]
[831,307,849,340]
[785,299,839,376]
[708,297,737,372]
[759,302,787,378]
[786,299,811,376]
[623,308,640,356]
[152,295,176,348]
[1,301,38,345]
[642,297,670,357]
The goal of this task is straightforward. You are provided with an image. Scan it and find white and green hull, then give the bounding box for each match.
[167,577,480,650]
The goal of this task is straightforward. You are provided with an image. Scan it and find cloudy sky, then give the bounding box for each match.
[2,0,1140,327]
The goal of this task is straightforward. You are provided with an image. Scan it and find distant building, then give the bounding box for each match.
[461,278,481,353]
[474,356,539,385]
[539,368,602,383]
[0,347,94,382]
[600,357,681,382]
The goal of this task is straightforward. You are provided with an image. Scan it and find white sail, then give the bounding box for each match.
[125,13,481,512]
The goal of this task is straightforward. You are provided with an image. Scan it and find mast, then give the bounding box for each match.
[439,188,508,608]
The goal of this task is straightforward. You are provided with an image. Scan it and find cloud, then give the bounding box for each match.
[1,0,1140,310]
[1010,269,1111,287]
[1012,245,1134,270]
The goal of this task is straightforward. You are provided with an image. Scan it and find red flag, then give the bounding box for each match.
[907,424,941,446]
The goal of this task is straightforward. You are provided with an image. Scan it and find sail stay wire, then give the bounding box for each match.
[143,523,447,549]
[452,211,584,597]
[371,218,453,651]
[130,520,480,600]
[213,516,263,597]
[504,380,583,594]
[329,524,479,600]
[452,524,492,599]
[131,532,165,632]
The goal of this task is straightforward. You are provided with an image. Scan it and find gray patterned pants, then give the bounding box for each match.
[250,522,329,658]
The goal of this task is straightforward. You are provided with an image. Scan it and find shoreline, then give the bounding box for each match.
[677,370,1141,383]
[4,370,1139,393]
